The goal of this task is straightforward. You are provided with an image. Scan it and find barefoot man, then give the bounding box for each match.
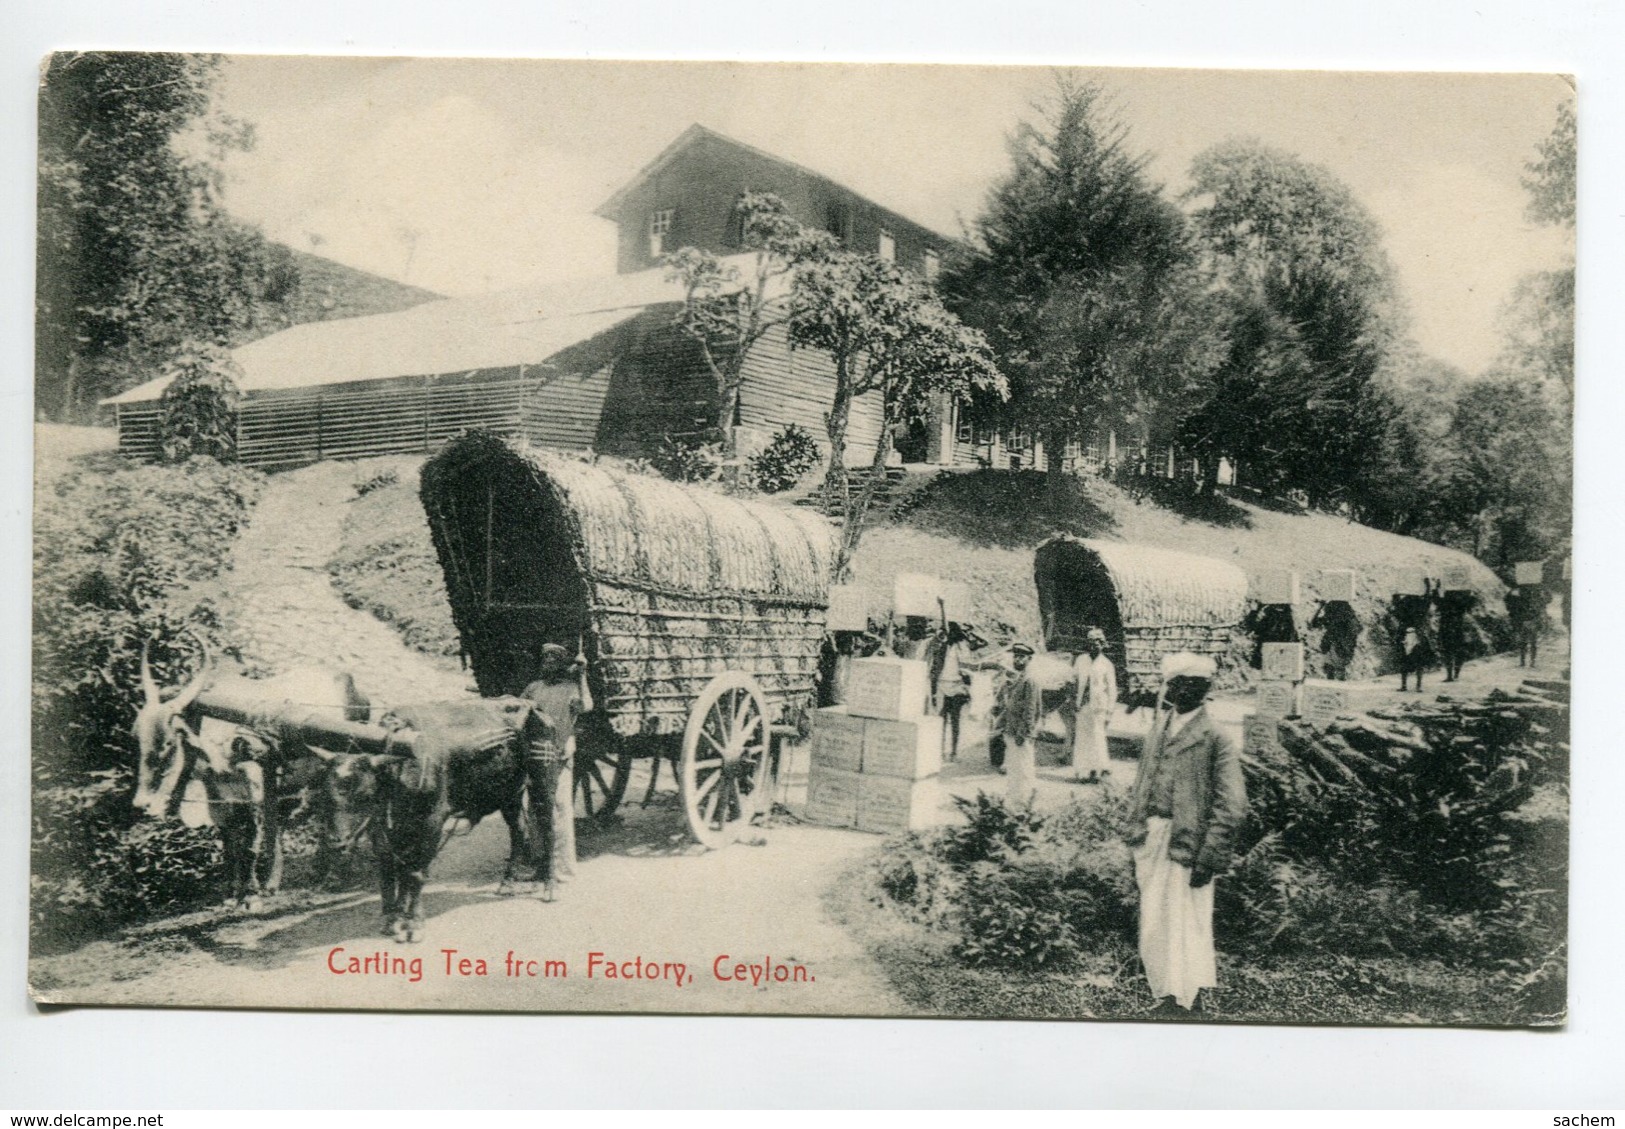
[1124,652,1248,1016]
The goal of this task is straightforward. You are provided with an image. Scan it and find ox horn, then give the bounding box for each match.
[139,638,161,710]
[163,637,212,713]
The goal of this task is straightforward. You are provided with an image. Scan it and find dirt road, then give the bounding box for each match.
[31,461,908,1017]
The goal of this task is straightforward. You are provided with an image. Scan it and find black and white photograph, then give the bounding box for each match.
[27,55,1578,1030]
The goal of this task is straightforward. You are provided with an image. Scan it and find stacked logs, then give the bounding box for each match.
[1244,677,1570,799]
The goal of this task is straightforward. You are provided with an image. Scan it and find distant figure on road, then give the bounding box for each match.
[1434,587,1478,683]
[1001,643,1042,809]
[1507,585,1551,667]
[1308,600,1359,681]
[1124,652,1248,1017]
[1392,586,1434,692]
[1071,627,1117,784]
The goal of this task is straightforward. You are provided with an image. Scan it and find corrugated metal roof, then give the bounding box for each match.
[103,259,766,406]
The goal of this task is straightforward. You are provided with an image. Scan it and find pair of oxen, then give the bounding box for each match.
[131,648,568,942]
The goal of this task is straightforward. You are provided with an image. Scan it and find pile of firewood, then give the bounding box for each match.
[1246,676,1570,797]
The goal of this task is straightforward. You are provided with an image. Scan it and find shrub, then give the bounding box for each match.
[32,455,261,944]
[157,341,242,464]
[955,858,1083,969]
[939,791,1046,868]
[649,435,724,483]
[748,423,821,493]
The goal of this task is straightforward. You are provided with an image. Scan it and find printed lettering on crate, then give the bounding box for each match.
[1256,680,1300,719]
[803,766,861,828]
[844,656,931,721]
[1515,560,1546,586]
[825,585,871,632]
[862,715,943,780]
[1317,568,1358,603]
[855,775,940,834]
[1300,679,1351,728]
[1243,713,1284,758]
[1251,569,1300,605]
[1261,642,1305,682]
[809,707,865,773]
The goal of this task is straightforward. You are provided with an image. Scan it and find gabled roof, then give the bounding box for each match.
[102,257,766,406]
[594,123,955,244]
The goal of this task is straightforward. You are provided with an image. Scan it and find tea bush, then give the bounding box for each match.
[649,435,725,483]
[747,423,821,493]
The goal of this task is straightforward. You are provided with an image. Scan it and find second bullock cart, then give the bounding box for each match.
[420,433,840,847]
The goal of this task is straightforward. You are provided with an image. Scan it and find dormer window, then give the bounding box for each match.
[878,230,896,263]
[649,208,675,258]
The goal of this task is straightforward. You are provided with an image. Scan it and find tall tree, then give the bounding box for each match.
[662,192,837,470]
[790,251,1004,575]
[36,52,274,421]
[1504,99,1577,399]
[941,76,1218,505]
[1185,139,1408,512]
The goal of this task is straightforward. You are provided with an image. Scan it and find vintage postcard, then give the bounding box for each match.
[29,56,1574,1025]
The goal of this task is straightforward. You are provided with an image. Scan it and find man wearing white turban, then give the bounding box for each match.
[1123,651,1248,1016]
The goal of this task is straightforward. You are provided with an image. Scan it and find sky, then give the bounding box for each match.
[212,58,1574,376]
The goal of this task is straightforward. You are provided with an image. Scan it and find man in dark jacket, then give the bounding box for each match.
[1124,652,1249,1016]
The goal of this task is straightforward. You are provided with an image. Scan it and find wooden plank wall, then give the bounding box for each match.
[115,404,164,461]
[737,322,882,466]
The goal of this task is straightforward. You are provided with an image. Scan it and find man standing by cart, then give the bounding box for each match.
[1124,652,1248,1016]
[1071,627,1116,784]
[521,643,587,887]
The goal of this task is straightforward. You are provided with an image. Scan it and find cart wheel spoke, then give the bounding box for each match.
[680,673,774,849]
[573,738,632,826]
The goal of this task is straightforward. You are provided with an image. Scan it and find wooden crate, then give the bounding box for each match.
[1317,569,1358,603]
[1256,680,1300,719]
[862,715,943,780]
[893,573,943,619]
[1515,561,1546,586]
[825,585,871,632]
[845,657,931,721]
[1261,642,1305,682]
[1301,680,1351,728]
[1251,570,1300,605]
[856,775,940,834]
[1243,713,1284,757]
[804,766,861,828]
[1441,564,1472,592]
[1392,571,1428,598]
[809,707,865,773]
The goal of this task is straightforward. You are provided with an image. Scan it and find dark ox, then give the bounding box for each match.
[132,646,371,910]
[336,698,563,944]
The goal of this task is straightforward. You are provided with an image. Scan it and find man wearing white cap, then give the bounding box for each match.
[1124,651,1248,1016]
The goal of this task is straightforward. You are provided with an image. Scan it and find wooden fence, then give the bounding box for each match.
[115,375,549,470]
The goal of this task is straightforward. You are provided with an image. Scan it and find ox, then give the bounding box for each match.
[334,698,563,944]
[132,644,372,910]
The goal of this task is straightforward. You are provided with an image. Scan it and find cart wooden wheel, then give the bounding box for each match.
[680,671,772,849]
[573,734,632,825]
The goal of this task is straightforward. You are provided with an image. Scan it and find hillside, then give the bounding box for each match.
[851,469,1508,682]
[234,245,442,346]
[326,457,1509,686]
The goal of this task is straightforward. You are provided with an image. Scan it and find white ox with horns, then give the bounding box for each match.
[132,642,372,910]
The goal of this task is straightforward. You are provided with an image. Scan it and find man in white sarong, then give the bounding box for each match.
[1002,643,1041,808]
[1071,627,1117,784]
[1123,652,1248,1016]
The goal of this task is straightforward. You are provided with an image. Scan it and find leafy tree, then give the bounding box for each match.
[36,52,276,420]
[1185,140,1409,513]
[1523,100,1575,229]
[157,340,242,463]
[1435,378,1567,564]
[941,77,1218,505]
[662,193,837,473]
[790,251,1005,574]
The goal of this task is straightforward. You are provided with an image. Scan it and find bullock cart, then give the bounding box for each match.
[1034,535,1248,698]
[420,433,839,848]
